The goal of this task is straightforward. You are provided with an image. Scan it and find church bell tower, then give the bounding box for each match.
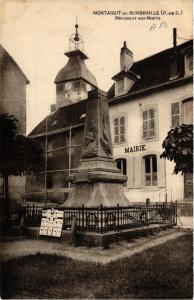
[52,23,97,111]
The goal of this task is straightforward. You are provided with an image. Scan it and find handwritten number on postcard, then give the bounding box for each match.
[150,21,168,31]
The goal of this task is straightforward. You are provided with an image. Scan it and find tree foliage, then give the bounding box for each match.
[0,113,43,178]
[0,113,43,224]
[160,124,193,174]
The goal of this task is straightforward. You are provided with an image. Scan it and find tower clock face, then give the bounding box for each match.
[65,82,72,90]
[86,83,92,92]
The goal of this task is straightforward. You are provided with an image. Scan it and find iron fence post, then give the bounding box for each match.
[15,202,18,225]
[117,203,119,231]
[32,203,35,226]
[100,204,103,234]
[146,200,149,227]
[146,208,148,227]
[82,204,84,230]
[175,200,177,226]
[78,207,80,230]
[22,205,26,226]
[86,206,88,232]
[26,204,29,226]
[171,202,173,225]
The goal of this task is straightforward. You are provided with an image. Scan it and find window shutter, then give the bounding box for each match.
[143,110,148,139]
[134,156,142,188]
[183,100,193,124]
[127,157,134,188]
[153,107,157,136]
[158,157,166,187]
[171,102,180,128]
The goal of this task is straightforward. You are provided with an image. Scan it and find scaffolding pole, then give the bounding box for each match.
[44,117,48,207]
[68,126,72,190]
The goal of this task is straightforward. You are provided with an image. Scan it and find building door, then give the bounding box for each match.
[183,98,193,201]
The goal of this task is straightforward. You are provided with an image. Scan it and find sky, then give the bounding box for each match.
[0,0,192,133]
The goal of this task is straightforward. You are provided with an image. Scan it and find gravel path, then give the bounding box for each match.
[0,228,188,264]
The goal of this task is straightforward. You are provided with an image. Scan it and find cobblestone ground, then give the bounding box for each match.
[0,228,188,264]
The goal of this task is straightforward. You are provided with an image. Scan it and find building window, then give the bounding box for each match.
[114,115,126,144]
[171,102,180,128]
[185,54,193,76]
[46,175,53,189]
[183,99,193,124]
[117,79,124,93]
[144,155,157,187]
[47,140,53,158]
[116,158,127,175]
[143,108,156,139]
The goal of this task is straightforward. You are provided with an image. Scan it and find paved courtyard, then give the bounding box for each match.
[177,216,193,229]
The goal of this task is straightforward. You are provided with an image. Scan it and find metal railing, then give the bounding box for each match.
[11,202,177,233]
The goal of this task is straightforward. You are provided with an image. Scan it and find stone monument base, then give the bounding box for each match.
[20,223,173,248]
[63,181,129,207]
[62,156,130,207]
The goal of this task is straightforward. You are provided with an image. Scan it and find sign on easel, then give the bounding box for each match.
[39,208,64,237]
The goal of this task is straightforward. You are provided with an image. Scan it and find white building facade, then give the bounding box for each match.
[108,37,193,203]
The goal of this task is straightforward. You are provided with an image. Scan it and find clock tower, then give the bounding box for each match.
[52,23,97,111]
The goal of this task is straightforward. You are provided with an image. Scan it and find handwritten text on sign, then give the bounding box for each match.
[39,209,64,238]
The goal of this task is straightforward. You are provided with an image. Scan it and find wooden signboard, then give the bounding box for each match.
[39,208,64,237]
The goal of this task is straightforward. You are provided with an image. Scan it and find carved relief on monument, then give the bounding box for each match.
[81,90,114,159]
[82,127,98,158]
[100,113,112,157]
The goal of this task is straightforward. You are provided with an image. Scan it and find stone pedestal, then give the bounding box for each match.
[62,89,130,207]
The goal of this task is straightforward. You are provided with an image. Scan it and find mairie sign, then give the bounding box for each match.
[125,144,146,153]
[39,208,64,238]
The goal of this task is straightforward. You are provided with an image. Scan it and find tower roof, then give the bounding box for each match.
[54,23,97,87]
[54,50,97,86]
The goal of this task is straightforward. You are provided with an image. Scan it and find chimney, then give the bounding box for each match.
[173,28,177,48]
[120,41,134,71]
[169,28,179,79]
